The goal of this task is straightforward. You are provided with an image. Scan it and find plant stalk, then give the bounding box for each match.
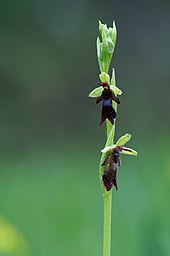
[103,190,112,256]
[102,116,117,256]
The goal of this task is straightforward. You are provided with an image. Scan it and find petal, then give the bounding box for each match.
[120,147,138,156]
[99,72,110,83]
[101,144,117,153]
[88,86,103,98]
[110,85,122,95]
[116,133,131,146]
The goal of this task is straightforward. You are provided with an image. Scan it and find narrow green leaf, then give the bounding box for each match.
[116,133,131,146]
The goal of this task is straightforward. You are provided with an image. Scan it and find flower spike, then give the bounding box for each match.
[88,20,137,256]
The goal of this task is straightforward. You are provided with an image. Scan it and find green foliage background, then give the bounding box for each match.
[0,0,170,255]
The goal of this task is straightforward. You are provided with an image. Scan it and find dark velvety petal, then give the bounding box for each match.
[96,96,102,104]
[111,91,120,104]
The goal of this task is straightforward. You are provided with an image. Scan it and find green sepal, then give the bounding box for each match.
[89,85,122,98]
[116,133,131,146]
[110,85,122,95]
[88,86,103,98]
[99,72,110,83]
[88,84,122,98]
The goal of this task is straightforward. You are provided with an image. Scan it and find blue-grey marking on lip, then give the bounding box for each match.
[103,99,112,107]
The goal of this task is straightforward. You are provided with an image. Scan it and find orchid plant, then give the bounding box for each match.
[88,21,137,256]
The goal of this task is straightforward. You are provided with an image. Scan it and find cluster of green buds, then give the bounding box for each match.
[89,21,137,192]
[97,21,117,73]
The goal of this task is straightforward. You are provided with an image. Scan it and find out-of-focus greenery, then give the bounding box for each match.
[0,141,170,256]
[0,0,170,255]
[0,217,30,256]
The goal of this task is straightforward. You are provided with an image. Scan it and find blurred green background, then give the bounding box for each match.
[0,0,170,255]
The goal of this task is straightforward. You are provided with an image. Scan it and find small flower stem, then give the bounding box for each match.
[103,190,112,256]
[96,20,119,256]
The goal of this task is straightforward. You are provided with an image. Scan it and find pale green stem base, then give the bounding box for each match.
[103,191,112,256]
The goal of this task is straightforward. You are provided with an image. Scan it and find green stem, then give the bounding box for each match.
[103,191,112,256]
[101,113,117,256]
[106,120,115,143]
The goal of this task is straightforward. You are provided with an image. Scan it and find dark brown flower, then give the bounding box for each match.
[101,148,121,191]
[96,82,120,125]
